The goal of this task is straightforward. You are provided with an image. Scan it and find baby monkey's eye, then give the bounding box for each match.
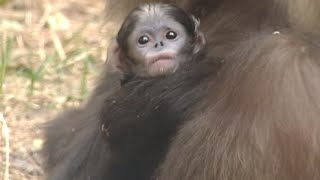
[138,35,150,45]
[166,31,178,40]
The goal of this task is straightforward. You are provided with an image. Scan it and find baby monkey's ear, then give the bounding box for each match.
[106,39,131,74]
[193,31,206,54]
[190,15,206,54]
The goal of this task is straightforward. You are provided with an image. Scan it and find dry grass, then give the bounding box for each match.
[0,113,10,180]
[0,0,119,179]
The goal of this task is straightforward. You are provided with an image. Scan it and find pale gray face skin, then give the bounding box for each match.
[126,17,192,77]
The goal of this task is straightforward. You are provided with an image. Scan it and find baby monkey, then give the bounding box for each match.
[105,3,206,89]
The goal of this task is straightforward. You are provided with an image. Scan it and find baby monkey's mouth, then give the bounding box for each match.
[149,51,176,64]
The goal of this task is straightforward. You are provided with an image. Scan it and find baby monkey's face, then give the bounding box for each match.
[127,17,192,77]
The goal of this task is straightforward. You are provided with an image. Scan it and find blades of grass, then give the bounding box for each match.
[15,66,34,79]
[28,53,57,96]
[60,25,88,69]
[0,35,13,95]
[52,23,88,76]
[56,48,83,71]
[63,23,88,47]
[80,54,96,98]
[35,53,58,80]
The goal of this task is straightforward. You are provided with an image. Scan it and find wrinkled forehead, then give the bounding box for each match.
[131,4,185,31]
[133,3,173,21]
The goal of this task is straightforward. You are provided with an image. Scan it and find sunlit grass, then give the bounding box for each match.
[0,0,113,179]
[0,35,13,95]
[1,14,106,101]
[17,52,57,96]
[80,54,96,98]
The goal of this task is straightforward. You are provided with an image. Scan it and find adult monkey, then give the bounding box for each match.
[44,0,320,180]
[44,3,210,180]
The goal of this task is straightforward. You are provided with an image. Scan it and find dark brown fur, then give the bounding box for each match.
[44,0,320,180]
[156,32,320,180]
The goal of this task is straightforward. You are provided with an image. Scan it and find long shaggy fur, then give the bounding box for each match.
[44,0,320,180]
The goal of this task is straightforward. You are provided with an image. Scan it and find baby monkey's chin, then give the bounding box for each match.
[144,51,179,76]
[148,59,179,77]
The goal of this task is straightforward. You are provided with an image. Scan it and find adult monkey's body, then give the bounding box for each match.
[44,0,320,180]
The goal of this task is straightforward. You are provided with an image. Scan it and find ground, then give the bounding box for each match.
[0,0,117,179]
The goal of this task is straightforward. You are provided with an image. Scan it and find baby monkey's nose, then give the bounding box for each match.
[154,41,164,48]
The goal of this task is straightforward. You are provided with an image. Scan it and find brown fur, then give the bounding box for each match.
[156,32,320,180]
[105,0,320,179]
[288,0,320,34]
[44,0,320,180]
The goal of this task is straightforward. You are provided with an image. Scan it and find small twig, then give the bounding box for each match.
[0,113,10,180]
[50,29,66,60]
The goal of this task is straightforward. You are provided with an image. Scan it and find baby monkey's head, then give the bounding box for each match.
[117,3,205,77]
